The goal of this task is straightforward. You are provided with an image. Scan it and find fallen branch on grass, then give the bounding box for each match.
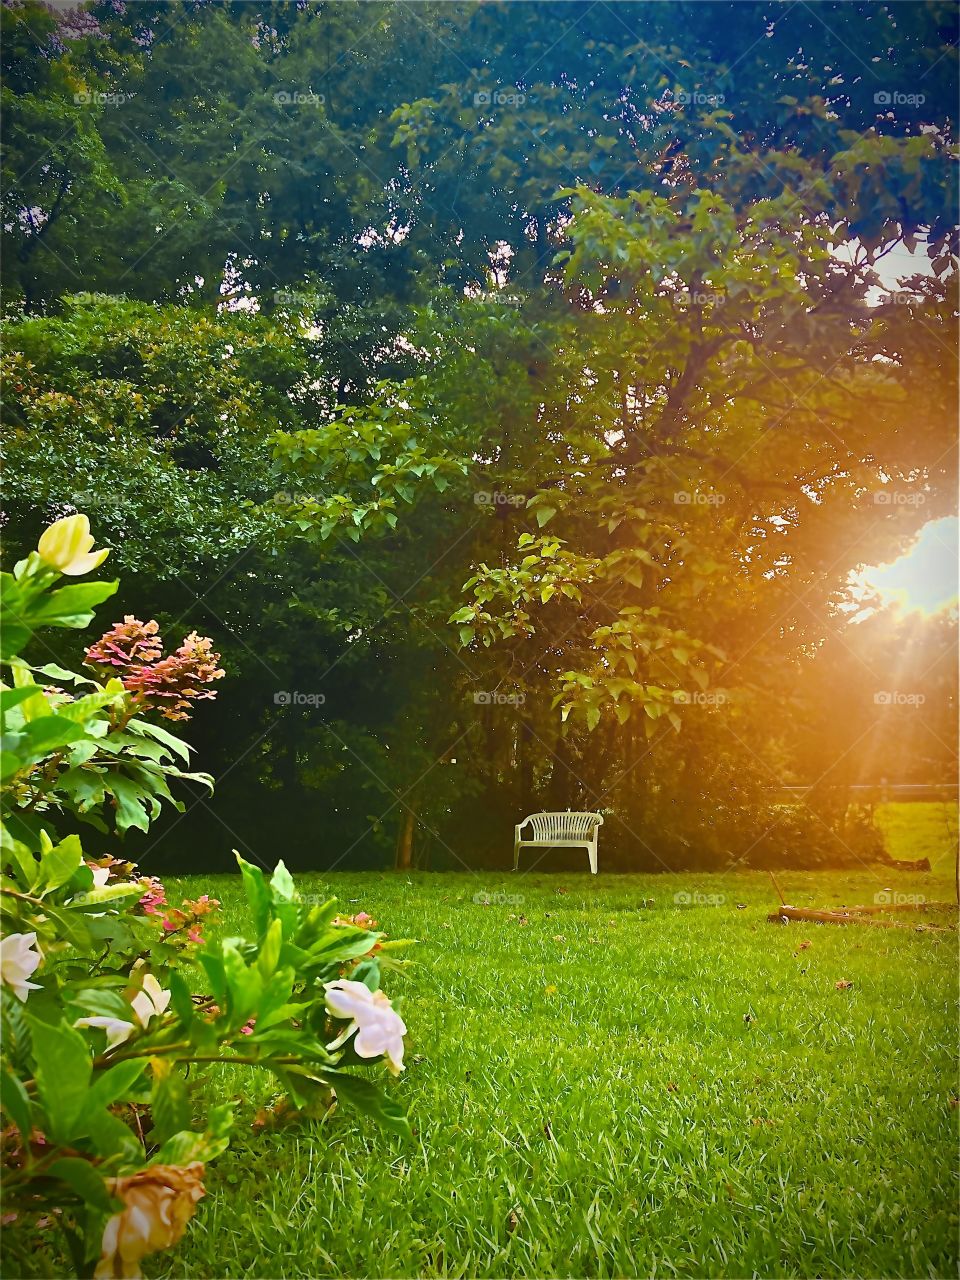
[767,905,954,931]
[841,901,956,915]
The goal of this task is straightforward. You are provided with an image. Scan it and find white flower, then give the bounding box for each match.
[130,973,171,1029]
[74,1016,136,1051]
[324,978,406,1075]
[75,973,170,1052]
[89,865,111,888]
[1,932,42,1001]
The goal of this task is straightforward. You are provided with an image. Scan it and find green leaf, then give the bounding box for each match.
[168,971,196,1028]
[86,1058,148,1111]
[45,1157,115,1213]
[34,663,99,687]
[1,1065,33,1137]
[535,506,557,528]
[258,918,283,980]
[0,621,30,660]
[37,902,93,950]
[153,1103,234,1165]
[294,898,339,949]
[270,861,296,901]
[222,941,262,1024]
[55,682,126,723]
[236,853,270,940]
[16,715,87,759]
[269,861,300,938]
[67,988,132,1021]
[37,833,83,892]
[6,666,49,724]
[197,951,227,1003]
[87,1108,147,1161]
[350,958,381,992]
[2,834,40,891]
[105,775,152,834]
[27,581,119,629]
[0,686,43,716]
[323,1070,410,1138]
[304,926,379,969]
[128,718,192,763]
[25,1015,92,1142]
[150,1062,192,1146]
[69,881,146,911]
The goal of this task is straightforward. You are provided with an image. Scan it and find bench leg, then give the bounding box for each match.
[588,840,598,874]
[513,841,520,871]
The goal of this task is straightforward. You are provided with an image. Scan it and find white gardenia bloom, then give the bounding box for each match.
[324,978,406,1075]
[75,1016,136,1051]
[130,974,171,1029]
[76,973,170,1051]
[1,932,42,1001]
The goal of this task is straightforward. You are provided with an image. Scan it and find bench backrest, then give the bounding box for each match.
[525,811,602,840]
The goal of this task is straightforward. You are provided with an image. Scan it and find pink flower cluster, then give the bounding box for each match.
[85,617,224,722]
[84,616,162,670]
[139,877,167,916]
[335,910,378,930]
[138,884,220,949]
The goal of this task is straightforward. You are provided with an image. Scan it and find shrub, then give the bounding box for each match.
[1,517,411,1278]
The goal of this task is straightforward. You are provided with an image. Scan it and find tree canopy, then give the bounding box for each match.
[2,0,956,872]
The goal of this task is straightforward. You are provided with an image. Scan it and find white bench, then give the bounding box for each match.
[513,811,604,875]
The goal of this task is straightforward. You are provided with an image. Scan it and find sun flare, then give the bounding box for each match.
[854,516,959,618]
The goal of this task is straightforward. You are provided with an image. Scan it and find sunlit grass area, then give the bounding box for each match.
[145,823,958,1280]
[874,800,959,874]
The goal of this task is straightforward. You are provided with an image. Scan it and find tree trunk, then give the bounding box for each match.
[394,805,415,870]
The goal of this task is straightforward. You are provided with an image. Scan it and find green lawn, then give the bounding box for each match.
[148,834,959,1279]
[874,800,959,876]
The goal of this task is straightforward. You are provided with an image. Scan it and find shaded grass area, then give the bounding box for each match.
[150,842,958,1279]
